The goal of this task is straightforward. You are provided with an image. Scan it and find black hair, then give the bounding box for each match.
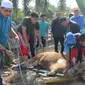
[69,14,74,18]
[78,33,85,42]
[40,14,46,17]
[26,10,31,15]
[31,12,39,18]
[60,17,67,23]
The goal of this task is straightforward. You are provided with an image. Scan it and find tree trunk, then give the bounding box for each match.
[35,0,41,14]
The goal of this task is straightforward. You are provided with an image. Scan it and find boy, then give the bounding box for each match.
[38,14,50,49]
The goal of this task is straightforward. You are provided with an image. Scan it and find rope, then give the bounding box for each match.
[11,41,27,85]
[16,41,27,85]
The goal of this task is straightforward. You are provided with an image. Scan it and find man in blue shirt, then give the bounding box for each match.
[0,1,19,84]
[71,7,84,33]
[38,14,50,49]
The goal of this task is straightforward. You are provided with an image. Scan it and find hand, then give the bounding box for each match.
[15,35,19,41]
[36,41,39,48]
[0,44,4,50]
[82,59,85,66]
[46,35,48,40]
[66,61,70,68]
[25,43,30,47]
[6,50,14,57]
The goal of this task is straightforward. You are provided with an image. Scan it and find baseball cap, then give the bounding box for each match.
[66,32,76,45]
[1,0,13,8]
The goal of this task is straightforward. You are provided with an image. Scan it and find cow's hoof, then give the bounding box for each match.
[48,70,56,76]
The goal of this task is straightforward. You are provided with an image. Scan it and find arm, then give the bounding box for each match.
[35,22,41,41]
[11,28,19,40]
[46,23,50,39]
[22,26,29,47]
[0,44,14,57]
[64,43,70,67]
[51,20,55,33]
[36,30,41,41]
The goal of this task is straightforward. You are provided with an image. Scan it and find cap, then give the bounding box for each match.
[1,0,13,8]
[66,32,76,44]
[60,17,68,23]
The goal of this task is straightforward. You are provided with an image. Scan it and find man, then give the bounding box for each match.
[51,12,66,54]
[60,17,80,34]
[64,32,85,67]
[22,12,40,57]
[0,0,19,84]
[38,14,50,49]
[71,7,84,33]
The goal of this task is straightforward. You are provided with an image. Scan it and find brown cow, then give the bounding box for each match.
[12,52,67,75]
[28,52,67,75]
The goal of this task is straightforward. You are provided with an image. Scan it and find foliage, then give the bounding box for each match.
[0,0,1,5]
[58,0,66,13]
[35,0,49,14]
[22,0,32,15]
[12,9,24,24]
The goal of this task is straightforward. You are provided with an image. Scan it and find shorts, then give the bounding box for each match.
[70,48,85,62]
[18,32,29,56]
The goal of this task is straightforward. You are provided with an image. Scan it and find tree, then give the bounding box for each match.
[44,0,48,14]
[35,0,49,14]
[10,0,19,21]
[0,0,2,5]
[22,0,32,15]
[58,0,66,13]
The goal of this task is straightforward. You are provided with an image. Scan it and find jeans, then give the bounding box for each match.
[41,37,46,47]
[0,51,4,85]
[54,37,64,53]
[29,32,35,57]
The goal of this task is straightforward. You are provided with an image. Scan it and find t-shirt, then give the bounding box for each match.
[68,21,80,34]
[38,20,50,37]
[22,17,39,34]
[64,33,81,54]
[0,13,12,48]
[51,18,66,38]
[71,15,84,31]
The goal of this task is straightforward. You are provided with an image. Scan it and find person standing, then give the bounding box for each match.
[0,0,19,84]
[22,12,40,58]
[51,12,66,55]
[71,7,84,33]
[38,14,50,50]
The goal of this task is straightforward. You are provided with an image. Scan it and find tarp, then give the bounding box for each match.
[76,0,85,17]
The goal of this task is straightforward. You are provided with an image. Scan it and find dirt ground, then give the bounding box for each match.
[3,41,85,85]
[40,45,85,85]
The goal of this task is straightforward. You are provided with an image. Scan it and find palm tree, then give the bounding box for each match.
[58,0,66,12]
[35,0,41,14]
[44,0,48,14]
[35,0,48,14]
[10,0,19,20]
[22,0,32,15]
[0,0,2,5]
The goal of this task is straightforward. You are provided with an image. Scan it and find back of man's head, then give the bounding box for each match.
[78,33,85,42]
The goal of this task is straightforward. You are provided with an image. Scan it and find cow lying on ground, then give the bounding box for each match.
[27,52,67,75]
[12,52,67,75]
